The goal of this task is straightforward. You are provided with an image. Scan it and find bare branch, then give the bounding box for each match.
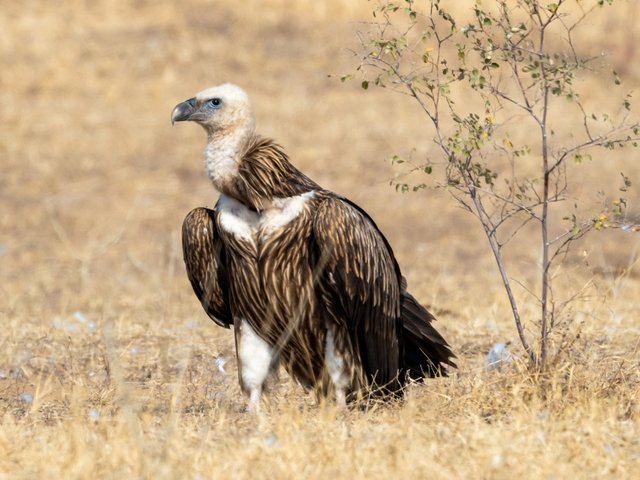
[497,215,537,249]
[473,186,542,222]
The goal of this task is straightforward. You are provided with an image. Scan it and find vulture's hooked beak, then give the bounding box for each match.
[171,97,197,124]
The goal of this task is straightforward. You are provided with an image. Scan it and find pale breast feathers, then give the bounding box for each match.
[216,192,316,244]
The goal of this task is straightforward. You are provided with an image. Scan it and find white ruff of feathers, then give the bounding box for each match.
[196,83,256,192]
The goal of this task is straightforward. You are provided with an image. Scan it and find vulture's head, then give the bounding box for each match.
[171,83,255,136]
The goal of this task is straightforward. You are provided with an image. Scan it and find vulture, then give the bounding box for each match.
[172,84,455,411]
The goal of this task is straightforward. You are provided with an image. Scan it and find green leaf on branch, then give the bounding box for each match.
[395,183,409,193]
[381,2,399,13]
[613,70,621,85]
[620,172,632,192]
[574,153,592,164]
[404,8,417,20]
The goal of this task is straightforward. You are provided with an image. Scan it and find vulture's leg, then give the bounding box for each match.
[325,325,350,408]
[335,389,347,409]
[235,318,275,413]
[247,387,262,413]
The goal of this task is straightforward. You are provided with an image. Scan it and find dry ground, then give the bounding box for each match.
[1,1,639,478]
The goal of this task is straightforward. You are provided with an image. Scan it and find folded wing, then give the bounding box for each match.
[182,207,232,328]
[312,196,402,394]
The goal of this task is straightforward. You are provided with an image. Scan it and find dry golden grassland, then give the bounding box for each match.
[1,1,639,478]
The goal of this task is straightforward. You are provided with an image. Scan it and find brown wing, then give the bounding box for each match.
[312,195,402,394]
[182,207,232,328]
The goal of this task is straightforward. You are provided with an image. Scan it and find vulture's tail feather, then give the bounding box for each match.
[400,291,456,380]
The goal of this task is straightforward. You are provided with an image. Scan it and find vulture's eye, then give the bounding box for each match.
[207,98,222,108]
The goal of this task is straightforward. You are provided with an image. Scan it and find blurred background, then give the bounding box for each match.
[1,0,639,407]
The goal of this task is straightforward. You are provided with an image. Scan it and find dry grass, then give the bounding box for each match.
[1,1,639,478]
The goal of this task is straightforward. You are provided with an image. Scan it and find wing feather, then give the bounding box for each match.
[182,207,232,328]
[312,196,401,393]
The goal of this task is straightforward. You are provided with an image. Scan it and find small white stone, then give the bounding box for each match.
[263,435,278,447]
[215,357,227,374]
[484,342,512,371]
[19,393,33,403]
[74,311,88,323]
